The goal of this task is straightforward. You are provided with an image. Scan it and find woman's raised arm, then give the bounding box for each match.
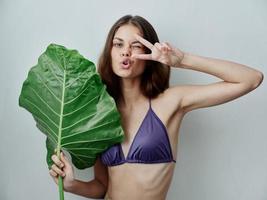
[131,34,263,113]
[172,53,263,113]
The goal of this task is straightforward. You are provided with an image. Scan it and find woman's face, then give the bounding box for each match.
[111,24,146,79]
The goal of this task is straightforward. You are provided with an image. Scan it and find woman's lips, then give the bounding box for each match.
[120,59,132,69]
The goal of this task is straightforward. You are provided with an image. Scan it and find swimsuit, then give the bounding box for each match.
[101,99,176,166]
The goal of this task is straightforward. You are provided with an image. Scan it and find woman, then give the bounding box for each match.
[49,15,263,200]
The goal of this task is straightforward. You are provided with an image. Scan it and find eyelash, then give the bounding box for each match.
[132,45,142,49]
[113,43,142,49]
[113,43,123,47]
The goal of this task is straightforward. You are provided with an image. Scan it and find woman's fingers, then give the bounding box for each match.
[49,169,58,177]
[131,53,152,60]
[134,34,171,52]
[49,152,75,188]
[60,152,70,167]
[134,34,154,49]
[133,34,178,64]
[162,42,172,51]
[51,164,65,177]
[49,170,59,184]
[51,153,69,177]
[52,154,64,168]
[154,42,162,50]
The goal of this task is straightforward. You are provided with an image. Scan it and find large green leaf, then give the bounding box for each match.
[19,43,124,169]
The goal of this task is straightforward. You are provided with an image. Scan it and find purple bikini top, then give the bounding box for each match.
[101,99,176,166]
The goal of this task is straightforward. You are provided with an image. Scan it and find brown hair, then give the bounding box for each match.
[97,15,170,102]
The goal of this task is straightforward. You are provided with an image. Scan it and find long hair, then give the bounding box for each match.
[97,15,170,102]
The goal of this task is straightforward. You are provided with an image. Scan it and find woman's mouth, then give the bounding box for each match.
[120,59,132,69]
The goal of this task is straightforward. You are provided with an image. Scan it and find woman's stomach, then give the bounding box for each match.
[106,162,176,200]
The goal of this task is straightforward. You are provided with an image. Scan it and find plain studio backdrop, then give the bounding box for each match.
[0,0,266,199]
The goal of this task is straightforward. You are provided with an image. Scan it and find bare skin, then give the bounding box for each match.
[105,93,184,200]
[49,24,263,200]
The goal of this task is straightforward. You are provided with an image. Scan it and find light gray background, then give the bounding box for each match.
[1,0,266,199]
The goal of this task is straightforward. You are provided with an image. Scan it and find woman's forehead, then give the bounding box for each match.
[113,24,143,40]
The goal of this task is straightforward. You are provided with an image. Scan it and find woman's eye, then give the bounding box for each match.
[132,45,142,49]
[113,43,122,47]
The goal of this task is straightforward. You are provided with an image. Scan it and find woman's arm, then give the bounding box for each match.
[67,157,108,199]
[50,154,108,199]
[132,34,264,113]
[172,53,264,113]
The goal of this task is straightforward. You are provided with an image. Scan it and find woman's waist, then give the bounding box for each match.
[108,162,175,180]
[106,163,175,199]
[106,186,168,200]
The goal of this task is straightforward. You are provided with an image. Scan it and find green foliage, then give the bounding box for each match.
[19,43,124,169]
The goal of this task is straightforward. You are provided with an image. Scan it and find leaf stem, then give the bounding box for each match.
[58,176,64,200]
[57,70,67,200]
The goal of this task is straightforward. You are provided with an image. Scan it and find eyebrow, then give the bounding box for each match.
[113,37,123,41]
[113,37,142,45]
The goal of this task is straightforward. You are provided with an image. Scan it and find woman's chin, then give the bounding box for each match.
[114,67,132,77]
[116,72,133,78]
[121,64,131,70]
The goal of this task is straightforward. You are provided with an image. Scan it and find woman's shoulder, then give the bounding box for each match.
[151,85,185,114]
[158,84,199,109]
[157,85,184,103]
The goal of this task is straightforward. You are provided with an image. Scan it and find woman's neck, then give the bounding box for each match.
[118,78,146,109]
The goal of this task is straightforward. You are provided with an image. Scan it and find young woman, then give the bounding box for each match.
[49,15,263,200]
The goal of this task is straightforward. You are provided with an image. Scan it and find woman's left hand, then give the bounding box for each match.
[131,34,185,67]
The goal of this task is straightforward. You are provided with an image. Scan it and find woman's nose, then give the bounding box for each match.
[121,52,130,57]
[121,46,131,57]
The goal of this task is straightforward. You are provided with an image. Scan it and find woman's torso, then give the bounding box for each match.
[105,91,185,200]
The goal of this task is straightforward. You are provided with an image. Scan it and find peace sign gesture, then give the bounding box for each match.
[131,34,185,67]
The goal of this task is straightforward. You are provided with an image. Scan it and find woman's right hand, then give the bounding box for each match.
[49,152,75,192]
